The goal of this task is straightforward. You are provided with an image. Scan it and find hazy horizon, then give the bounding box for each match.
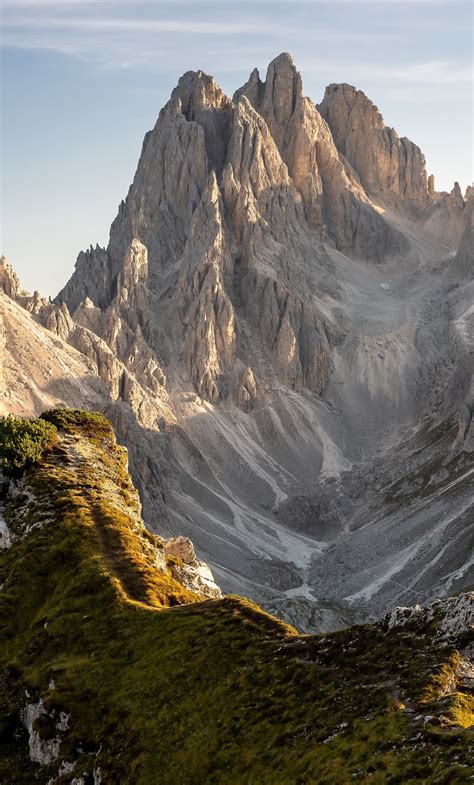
[1,0,472,297]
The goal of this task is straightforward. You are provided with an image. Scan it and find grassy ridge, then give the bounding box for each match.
[0,412,472,784]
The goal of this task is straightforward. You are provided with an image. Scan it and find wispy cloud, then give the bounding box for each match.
[302,58,472,84]
[1,0,471,84]
[392,61,472,84]
[3,16,256,34]
[2,14,407,43]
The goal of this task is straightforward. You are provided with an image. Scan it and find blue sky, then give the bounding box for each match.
[1,1,472,296]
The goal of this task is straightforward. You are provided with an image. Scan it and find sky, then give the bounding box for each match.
[1,0,472,297]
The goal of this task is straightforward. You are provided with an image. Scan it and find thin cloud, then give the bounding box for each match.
[301,59,472,85]
[392,61,472,84]
[3,17,256,34]
[2,15,404,43]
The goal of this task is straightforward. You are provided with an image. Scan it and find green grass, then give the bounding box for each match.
[0,411,472,784]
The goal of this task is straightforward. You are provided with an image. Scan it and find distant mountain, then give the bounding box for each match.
[0,410,472,783]
[1,53,472,632]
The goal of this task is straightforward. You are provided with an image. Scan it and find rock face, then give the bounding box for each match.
[423,181,467,247]
[319,83,429,209]
[453,196,474,276]
[235,54,408,259]
[318,84,468,244]
[0,257,22,299]
[2,54,473,632]
[164,535,196,563]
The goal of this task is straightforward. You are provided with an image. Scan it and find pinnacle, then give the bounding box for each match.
[269,52,295,68]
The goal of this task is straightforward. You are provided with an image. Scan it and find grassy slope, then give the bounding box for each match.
[0,412,472,784]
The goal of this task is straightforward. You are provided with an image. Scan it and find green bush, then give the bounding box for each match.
[0,415,58,476]
[40,408,111,437]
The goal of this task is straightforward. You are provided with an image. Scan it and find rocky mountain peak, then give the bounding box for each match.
[451,180,464,208]
[261,52,303,126]
[234,53,302,119]
[170,69,233,174]
[172,69,231,116]
[235,52,304,152]
[319,83,386,146]
[233,66,264,107]
[319,82,429,206]
[59,54,458,424]
[2,53,473,647]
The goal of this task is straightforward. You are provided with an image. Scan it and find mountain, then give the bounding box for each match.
[1,53,473,632]
[0,411,472,784]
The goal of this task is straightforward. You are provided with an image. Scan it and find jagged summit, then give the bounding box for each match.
[235,52,303,125]
[3,55,473,635]
[172,68,232,113]
[319,82,429,206]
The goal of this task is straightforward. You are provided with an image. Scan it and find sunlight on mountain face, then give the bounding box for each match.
[0,39,472,785]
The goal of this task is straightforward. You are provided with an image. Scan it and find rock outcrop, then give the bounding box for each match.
[0,257,22,300]
[423,181,468,248]
[452,195,473,276]
[319,82,429,210]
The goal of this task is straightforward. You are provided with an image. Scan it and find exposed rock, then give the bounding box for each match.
[170,559,221,598]
[0,256,22,299]
[0,509,12,549]
[386,592,473,643]
[451,195,473,276]
[236,54,408,260]
[21,699,64,766]
[423,181,466,248]
[164,535,196,563]
[319,82,429,209]
[42,302,74,341]
[56,245,111,313]
[164,534,221,597]
[171,69,233,172]
[174,172,236,404]
[237,367,258,412]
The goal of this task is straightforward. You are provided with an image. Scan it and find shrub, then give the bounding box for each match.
[40,408,112,437]
[0,415,58,476]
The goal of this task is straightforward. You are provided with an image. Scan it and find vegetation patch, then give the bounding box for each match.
[0,411,472,784]
[0,415,58,477]
[40,408,113,440]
